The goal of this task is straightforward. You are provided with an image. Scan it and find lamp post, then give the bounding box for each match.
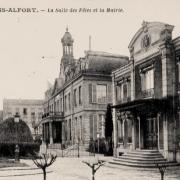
[14,113,20,162]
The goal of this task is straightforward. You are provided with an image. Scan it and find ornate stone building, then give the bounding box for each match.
[41,28,128,148]
[112,21,180,163]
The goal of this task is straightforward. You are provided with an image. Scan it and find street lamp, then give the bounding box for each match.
[97,133,100,154]
[14,113,20,161]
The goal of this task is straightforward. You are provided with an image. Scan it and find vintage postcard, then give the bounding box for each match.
[0,0,180,180]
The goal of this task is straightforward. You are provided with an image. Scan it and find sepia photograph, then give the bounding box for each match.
[0,0,180,179]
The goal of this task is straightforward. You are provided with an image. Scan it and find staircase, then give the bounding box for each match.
[109,150,180,168]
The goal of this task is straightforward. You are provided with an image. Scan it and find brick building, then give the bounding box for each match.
[41,28,128,148]
[112,21,180,163]
[3,99,44,138]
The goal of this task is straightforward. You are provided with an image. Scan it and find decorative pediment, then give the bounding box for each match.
[52,78,64,95]
[128,21,174,56]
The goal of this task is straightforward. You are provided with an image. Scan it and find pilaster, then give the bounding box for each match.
[49,121,53,144]
[112,73,118,157]
[130,58,135,100]
[160,42,175,97]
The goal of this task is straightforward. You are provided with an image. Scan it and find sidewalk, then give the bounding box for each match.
[0,157,179,180]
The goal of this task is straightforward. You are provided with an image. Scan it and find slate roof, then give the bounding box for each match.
[85,50,129,74]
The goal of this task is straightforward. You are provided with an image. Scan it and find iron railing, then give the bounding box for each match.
[42,111,64,119]
[141,88,154,98]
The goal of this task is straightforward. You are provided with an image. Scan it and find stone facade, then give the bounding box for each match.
[41,28,128,149]
[3,99,44,138]
[112,21,180,162]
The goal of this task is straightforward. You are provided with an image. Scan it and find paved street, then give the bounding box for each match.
[0,156,180,180]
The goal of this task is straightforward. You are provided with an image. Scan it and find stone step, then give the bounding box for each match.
[118,156,165,162]
[109,150,177,168]
[109,160,180,168]
[122,153,164,158]
[114,158,166,164]
[126,151,161,156]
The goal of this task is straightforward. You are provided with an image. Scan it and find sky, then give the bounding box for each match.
[0,0,180,109]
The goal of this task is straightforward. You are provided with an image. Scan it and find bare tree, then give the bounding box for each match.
[32,153,57,180]
[82,159,105,180]
[155,160,167,180]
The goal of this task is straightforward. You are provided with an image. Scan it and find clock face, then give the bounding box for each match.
[142,34,151,48]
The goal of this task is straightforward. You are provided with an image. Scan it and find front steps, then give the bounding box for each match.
[109,150,180,168]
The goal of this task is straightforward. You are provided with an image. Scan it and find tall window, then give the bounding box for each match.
[79,116,83,140]
[38,112,42,120]
[123,83,127,99]
[23,108,27,116]
[90,114,98,140]
[65,95,67,111]
[74,89,77,107]
[57,100,60,112]
[54,101,57,112]
[60,98,63,112]
[97,85,107,103]
[69,119,71,140]
[141,69,154,91]
[116,80,131,102]
[75,117,77,140]
[99,114,105,137]
[79,86,82,105]
[68,93,71,110]
[178,61,180,83]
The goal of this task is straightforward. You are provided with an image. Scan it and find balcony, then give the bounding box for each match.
[42,111,64,121]
[117,96,131,104]
[141,88,154,98]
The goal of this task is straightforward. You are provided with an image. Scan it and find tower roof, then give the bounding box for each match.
[61,27,74,45]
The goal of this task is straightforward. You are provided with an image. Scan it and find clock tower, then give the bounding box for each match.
[60,27,74,70]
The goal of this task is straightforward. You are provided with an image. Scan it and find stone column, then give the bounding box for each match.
[160,41,175,160]
[163,113,168,159]
[137,116,141,149]
[42,123,46,145]
[160,43,175,97]
[49,121,53,144]
[132,117,136,150]
[112,73,118,157]
[130,56,135,100]
[157,113,160,150]
[61,121,65,145]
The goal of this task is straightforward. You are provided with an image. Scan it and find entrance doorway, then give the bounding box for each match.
[143,117,158,149]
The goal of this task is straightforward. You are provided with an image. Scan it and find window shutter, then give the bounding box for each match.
[141,74,145,91]
[127,82,131,98]
[107,85,112,103]
[92,84,97,103]
[89,84,92,104]
[93,114,97,140]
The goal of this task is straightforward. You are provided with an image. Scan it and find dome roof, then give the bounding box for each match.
[61,27,74,45]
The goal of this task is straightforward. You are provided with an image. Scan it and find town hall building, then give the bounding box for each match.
[41,28,128,150]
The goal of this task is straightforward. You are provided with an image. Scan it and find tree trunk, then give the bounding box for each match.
[161,172,164,180]
[43,168,46,180]
[92,168,95,180]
